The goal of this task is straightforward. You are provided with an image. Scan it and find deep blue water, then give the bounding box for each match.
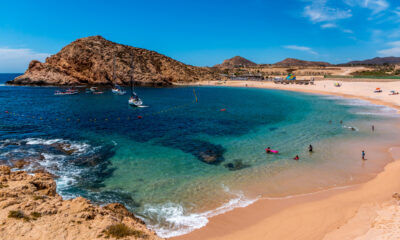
[0,73,399,237]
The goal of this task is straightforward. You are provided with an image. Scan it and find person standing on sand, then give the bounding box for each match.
[362,150,366,160]
[372,125,374,131]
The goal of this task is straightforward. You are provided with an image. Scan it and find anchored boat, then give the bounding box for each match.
[127,57,143,107]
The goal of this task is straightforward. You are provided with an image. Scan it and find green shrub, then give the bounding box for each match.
[104,223,148,239]
[33,195,46,200]
[30,212,41,220]
[8,210,30,221]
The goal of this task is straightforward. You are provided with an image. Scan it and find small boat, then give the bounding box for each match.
[54,90,67,96]
[129,94,143,107]
[110,56,126,95]
[127,57,143,107]
[90,87,98,92]
[112,84,126,95]
[65,88,79,95]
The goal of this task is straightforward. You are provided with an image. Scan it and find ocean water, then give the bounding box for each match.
[1,73,399,237]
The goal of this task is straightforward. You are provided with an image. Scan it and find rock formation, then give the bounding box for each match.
[274,58,331,67]
[0,165,161,240]
[214,56,257,68]
[343,57,400,65]
[8,36,218,86]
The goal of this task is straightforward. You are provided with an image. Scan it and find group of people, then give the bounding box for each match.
[292,144,313,161]
[266,124,375,161]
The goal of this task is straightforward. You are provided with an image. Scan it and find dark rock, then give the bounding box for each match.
[224,159,250,171]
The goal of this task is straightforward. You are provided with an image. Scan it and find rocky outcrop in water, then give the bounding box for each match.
[0,165,161,240]
[8,36,219,86]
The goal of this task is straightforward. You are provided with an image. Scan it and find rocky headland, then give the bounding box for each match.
[0,165,162,240]
[7,36,219,86]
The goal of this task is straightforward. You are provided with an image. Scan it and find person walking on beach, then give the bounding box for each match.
[372,125,375,132]
[308,144,313,153]
[294,155,299,160]
[362,150,366,160]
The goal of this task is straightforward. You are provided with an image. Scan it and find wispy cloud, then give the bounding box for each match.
[344,0,389,14]
[284,45,318,55]
[377,41,400,56]
[343,29,353,33]
[0,48,49,72]
[321,23,337,28]
[303,0,352,23]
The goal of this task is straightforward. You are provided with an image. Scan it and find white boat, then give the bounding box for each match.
[65,88,79,95]
[128,57,143,107]
[112,84,126,95]
[110,56,127,95]
[128,94,143,107]
[90,87,97,92]
[54,90,66,96]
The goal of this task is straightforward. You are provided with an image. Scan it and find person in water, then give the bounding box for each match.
[266,147,271,154]
[294,155,299,160]
[309,144,313,152]
[362,150,366,160]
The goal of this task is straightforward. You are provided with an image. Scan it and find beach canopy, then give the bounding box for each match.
[286,74,296,80]
[376,88,381,90]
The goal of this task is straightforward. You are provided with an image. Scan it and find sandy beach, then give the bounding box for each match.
[171,80,400,240]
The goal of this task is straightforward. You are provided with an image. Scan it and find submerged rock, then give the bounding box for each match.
[50,142,76,155]
[11,159,29,169]
[224,159,250,171]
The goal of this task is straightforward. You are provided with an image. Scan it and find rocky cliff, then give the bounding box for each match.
[0,165,162,240]
[8,36,218,86]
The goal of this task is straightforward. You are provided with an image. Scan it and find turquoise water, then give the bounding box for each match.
[1,74,399,237]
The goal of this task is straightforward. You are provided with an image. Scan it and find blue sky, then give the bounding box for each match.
[1,0,400,72]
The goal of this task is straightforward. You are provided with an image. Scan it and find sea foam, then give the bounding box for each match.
[142,185,258,238]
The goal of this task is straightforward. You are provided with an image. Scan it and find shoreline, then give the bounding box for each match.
[171,80,400,240]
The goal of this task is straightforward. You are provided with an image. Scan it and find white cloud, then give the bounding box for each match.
[321,23,337,28]
[344,0,389,14]
[343,29,353,33]
[377,41,400,56]
[303,0,352,23]
[284,45,318,55]
[0,48,49,72]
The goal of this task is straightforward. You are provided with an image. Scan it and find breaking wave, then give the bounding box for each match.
[142,185,259,238]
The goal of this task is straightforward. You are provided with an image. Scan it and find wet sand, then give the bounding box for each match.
[171,80,400,240]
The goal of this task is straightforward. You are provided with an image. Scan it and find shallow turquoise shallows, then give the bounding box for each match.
[0,74,399,237]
